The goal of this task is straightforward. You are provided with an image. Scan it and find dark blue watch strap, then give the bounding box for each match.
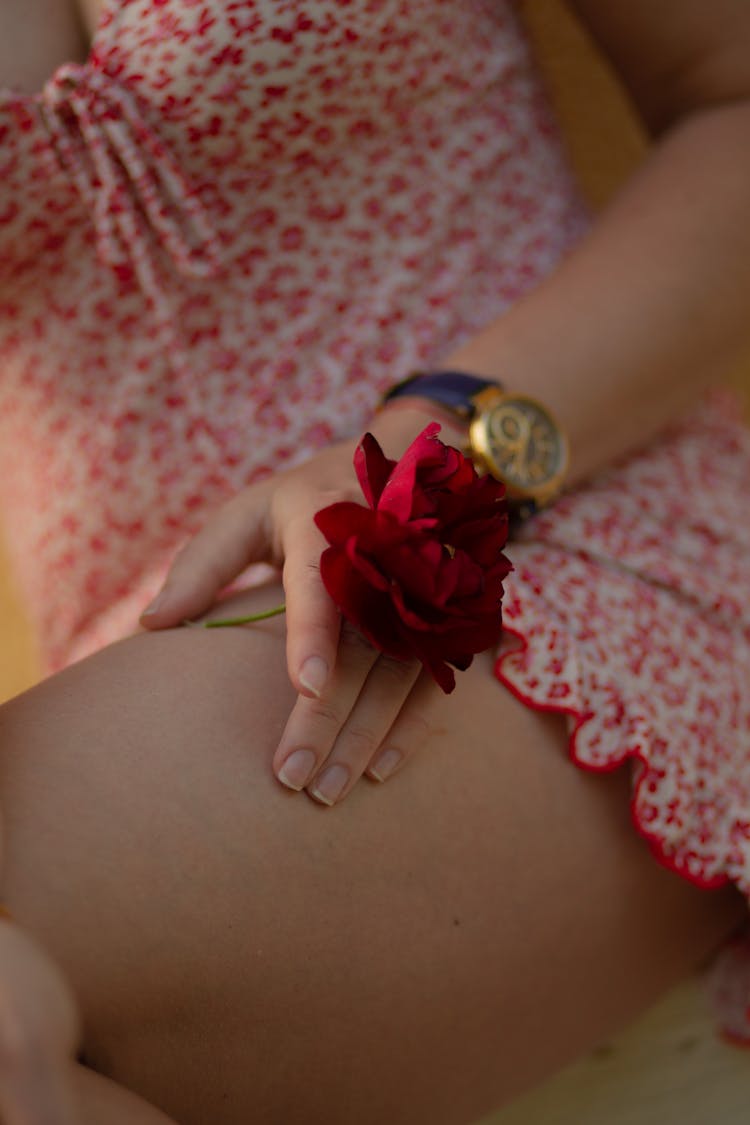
[382,370,500,414]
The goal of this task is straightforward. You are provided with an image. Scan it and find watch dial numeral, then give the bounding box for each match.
[487,400,560,488]
[489,406,531,479]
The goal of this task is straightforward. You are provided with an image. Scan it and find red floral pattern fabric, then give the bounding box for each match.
[498,394,750,897]
[496,394,750,1039]
[0,0,586,667]
[1,0,749,1038]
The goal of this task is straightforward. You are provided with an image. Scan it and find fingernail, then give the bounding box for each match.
[278,749,317,792]
[141,591,167,618]
[310,764,349,806]
[299,656,329,698]
[369,748,402,783]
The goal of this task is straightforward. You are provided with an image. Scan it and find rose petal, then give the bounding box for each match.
[315,502,406,550]
[344,536,391,592]
[314,501,372,547]
[319,546,414,660]
[448,517,509,567]
[379,536,445,603]
[430,613,505,655]
[405,637,457,693]
[354,432,397,509]
[377,423,444,522]
[320,425,512,697]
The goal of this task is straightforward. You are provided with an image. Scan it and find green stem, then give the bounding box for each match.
[200,603,287,628]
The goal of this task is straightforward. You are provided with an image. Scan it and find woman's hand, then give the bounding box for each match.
[0,915,80,1125]
[0,805,80,1124]
[141,404,468,806]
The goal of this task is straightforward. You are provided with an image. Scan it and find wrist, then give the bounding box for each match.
[374,368,569,512]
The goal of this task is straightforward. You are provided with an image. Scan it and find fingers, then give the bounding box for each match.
[366,690,433,784]
[281,510,342,698]
[140,486,271,629]
[274,626,431,805]
[140,471,356,709]
[274,623,382,797]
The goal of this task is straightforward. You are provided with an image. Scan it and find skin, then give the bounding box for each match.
[0,597,744,1124]
[0,1,88,93]
[0,843,173,1123]
[0,0,749,1119]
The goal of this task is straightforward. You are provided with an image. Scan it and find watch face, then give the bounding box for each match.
[471,394,568,502]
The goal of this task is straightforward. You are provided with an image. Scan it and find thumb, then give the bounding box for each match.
[140,486,272,628]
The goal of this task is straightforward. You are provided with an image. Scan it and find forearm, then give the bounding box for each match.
[440,98,750,486]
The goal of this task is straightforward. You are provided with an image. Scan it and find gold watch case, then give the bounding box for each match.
[468,386,569,507]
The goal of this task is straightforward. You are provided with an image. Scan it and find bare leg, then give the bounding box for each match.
[0,587,742,1124]
[74,1066,177,1124]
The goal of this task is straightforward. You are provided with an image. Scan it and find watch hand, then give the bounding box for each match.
[490,403,532,471]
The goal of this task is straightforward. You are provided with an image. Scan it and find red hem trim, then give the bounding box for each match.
[719,1029,750,1049]
[494,625,731,894]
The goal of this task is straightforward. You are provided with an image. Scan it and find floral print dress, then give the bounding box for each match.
[1,0,749,1038]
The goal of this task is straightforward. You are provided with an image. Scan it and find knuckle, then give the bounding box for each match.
[283,509,317,540]
[377,654,419,688]
[317,486,355,507]
[171,538,218,584]
[306,697,343,728]
[340,723,378,760]
[340,624,375,659]
[282,488,349,533]
[283,553,323,594]
[200,557,229,592]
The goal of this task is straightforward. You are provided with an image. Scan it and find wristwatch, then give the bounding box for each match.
[381,370,569,515]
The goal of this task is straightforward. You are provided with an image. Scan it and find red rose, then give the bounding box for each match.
[314,424,512,693]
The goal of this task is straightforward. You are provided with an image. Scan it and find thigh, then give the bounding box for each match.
[75,1066,177,1124]
[0,587,742,1124]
